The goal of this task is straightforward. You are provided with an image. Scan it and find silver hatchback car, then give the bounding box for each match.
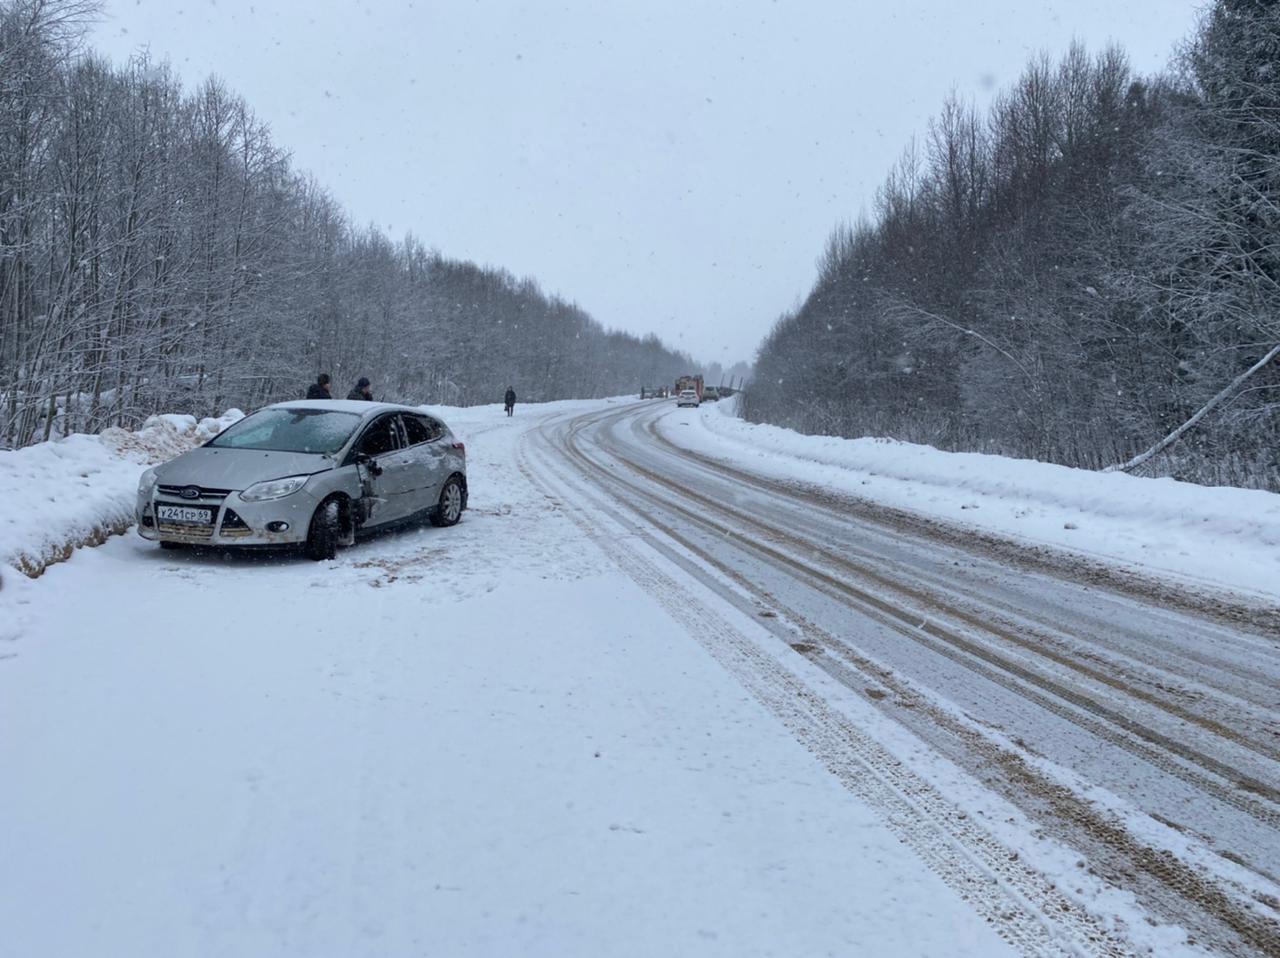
[136,400,467,560]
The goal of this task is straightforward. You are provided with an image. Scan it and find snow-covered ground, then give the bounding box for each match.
[4,395,1274,955]
[0,398,1022,957]
[0,409,243,576]
[11,395,1276,604]
[662,397,1280,602]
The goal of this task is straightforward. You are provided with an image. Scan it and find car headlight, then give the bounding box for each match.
[138,468,159,496]
[239,475,309,502]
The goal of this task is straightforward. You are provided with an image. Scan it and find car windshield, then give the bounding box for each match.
[207,408,362,454]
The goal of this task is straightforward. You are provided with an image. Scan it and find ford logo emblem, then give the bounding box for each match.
[180,486,202,500]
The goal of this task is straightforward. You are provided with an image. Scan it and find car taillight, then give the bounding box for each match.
[452,442,465,455]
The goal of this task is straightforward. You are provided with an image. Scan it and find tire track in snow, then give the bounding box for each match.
[530,401,1280,958]
[517,418,1134,958]
[648,409,1280,637]
[640,414,1280,744]
[592,406,1280,826]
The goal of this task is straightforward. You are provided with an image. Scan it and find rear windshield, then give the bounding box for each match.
[207,408,362,454]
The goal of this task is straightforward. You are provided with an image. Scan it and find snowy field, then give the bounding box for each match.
[1,398,1016,957]
[2,396,1275,956]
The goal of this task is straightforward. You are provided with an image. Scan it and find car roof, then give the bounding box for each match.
[268,399,422,416]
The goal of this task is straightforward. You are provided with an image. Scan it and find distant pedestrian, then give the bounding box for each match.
[347,377,374,401]
[504,386,516,417]
[306,373,332,400]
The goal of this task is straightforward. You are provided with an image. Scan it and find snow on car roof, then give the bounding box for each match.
[268,399,414,415]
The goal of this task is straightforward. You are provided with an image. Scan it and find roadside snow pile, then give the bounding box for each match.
[0,411,242,577]
[667,399,1280,602]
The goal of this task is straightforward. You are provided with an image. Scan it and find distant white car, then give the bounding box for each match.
[677,389,700,408]
[703,386,720,401]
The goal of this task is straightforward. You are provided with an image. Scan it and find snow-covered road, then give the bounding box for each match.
[2,398,1277,956]
[525,400,1280,957]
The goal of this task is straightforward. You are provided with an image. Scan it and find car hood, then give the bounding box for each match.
[154,447,335,491]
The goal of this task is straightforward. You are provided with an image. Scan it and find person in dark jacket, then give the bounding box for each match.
[306,373,332,400]
[348,377,374,401]
[504,386,516,417]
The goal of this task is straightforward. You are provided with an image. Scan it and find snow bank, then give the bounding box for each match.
[0,410,243,577]
[667,399,1280,602]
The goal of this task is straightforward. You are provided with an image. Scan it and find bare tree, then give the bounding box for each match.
[746,15,1280,489]
[0,0,696,449]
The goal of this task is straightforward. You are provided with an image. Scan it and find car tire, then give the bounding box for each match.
[430,476,465,527]
[305,498,341,561]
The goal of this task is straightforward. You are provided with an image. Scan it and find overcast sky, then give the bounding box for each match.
[91,1,1201,366]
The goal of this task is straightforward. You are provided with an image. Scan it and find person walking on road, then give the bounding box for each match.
[306,373,332,400]
[348,377,374,401]
[504,386,517,417]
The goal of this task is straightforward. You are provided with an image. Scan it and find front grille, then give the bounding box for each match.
[158,484,231,501]
[158,523,214,539]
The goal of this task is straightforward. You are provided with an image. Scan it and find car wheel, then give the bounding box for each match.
[430,476,465,527]
[305,498,341,560]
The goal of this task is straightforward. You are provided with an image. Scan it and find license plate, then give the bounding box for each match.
[156,504,213,525]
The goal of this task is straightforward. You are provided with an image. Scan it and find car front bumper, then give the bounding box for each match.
[137,487,323,546]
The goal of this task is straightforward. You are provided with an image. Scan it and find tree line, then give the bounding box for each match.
[0,0,696,449]
[744,0,1280,490]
